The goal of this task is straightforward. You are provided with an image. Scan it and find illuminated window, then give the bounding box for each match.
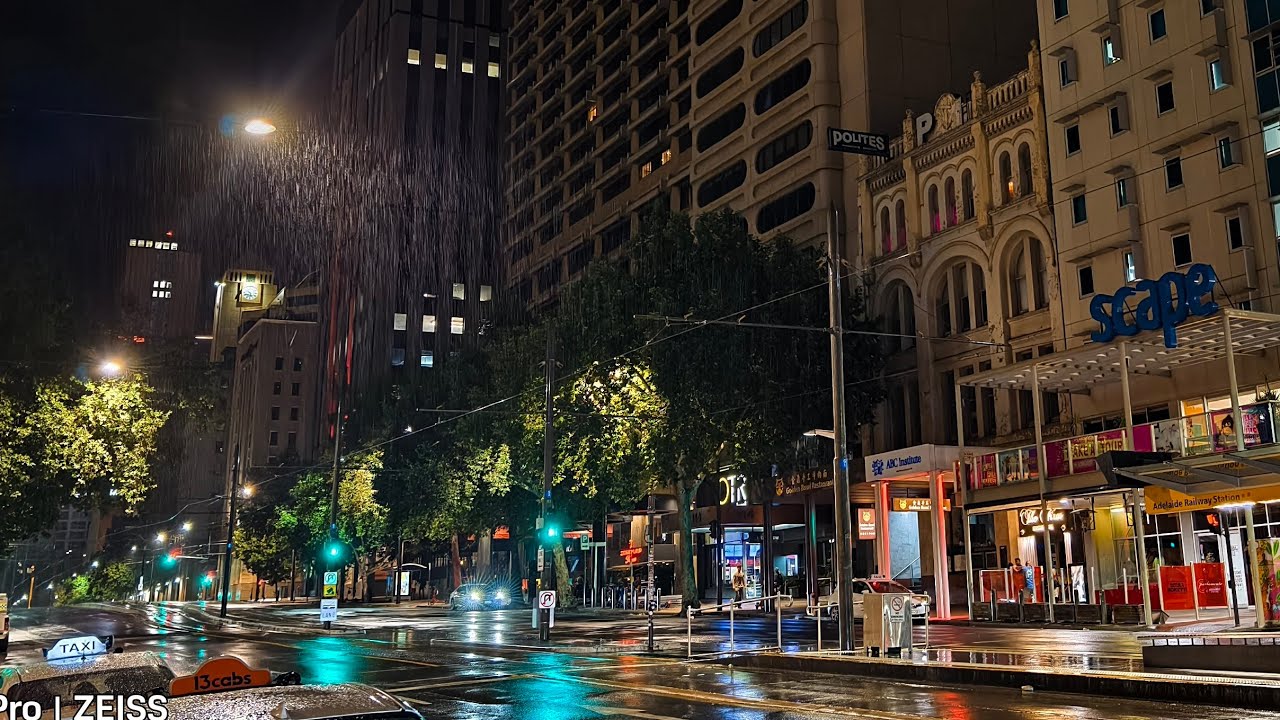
[641,162,654,178]
[434,53,447,69]
[462,60,475,74]
[129,239,138,247]
[393,312,408,331]
[408,49,421,65]
[588,105,599,122]
[420,351,434,368]
[422,314,437,332]
[451,317,465,334]
[170,243,178,251]
[661,148,673,165]
[479,285,493,302]
[452,283,465,300]
[487,61,500,78]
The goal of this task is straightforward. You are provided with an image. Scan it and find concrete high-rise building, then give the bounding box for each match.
[326,0,506,436]
[503,0,1038,307]
[119,234,202,342]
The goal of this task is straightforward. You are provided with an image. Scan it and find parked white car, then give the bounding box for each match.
[806,578,931,619]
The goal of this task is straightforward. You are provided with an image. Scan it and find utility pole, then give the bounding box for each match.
[646,492,656,653]
[539,328,556,641]
[219,445,242,618]
[827,207,856,652]
[329,397,344,539]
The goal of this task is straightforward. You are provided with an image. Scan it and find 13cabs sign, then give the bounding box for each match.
[170,657,272,698]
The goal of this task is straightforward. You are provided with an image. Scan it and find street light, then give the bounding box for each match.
[156,532,167,543]
[243,118,276,135]
[182,521,193,533]
[99,360,124,377]
[90,561,99,569]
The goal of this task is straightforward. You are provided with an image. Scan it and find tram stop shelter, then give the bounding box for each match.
[954,307,1280,628]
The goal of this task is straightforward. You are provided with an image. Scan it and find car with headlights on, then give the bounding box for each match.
[448,582,514,611]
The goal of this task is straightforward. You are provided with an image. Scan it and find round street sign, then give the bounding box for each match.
[538,590,557,609]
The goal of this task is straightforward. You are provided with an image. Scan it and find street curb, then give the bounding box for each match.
[724,652,1280,711]
[177,604,367,636]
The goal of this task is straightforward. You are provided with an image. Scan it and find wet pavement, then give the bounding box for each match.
[2,605,1273,718]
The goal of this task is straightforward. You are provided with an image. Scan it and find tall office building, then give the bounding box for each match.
[503,0,1038,307]
[119,234,203,342]
[326,0,506,436]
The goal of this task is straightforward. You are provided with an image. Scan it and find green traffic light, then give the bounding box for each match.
[546,526,558,538]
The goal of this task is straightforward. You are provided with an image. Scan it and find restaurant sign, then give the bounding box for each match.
[1017,507,1066,536]
[775,467,834,497]
[890,497,952,513]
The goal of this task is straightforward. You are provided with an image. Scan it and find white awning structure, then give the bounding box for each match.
[958,308,1280,394]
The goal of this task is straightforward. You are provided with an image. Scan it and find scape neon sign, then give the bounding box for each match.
[1089,263,1218,349]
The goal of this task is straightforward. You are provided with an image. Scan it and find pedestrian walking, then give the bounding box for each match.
[732,567,746,604]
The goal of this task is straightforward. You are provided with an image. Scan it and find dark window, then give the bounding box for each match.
[756,183,815,233]
[961,170,975,220]
[271,406,280,421]
[1248,0,1275,32]
[290,407,300,421]
[696,0,742,44]
[1116,176,1134,207]
[1109,101,1129,135]
[1071,194,1087,224]
[1078,266,1095,296]
[1253,30,1280,113]
[272,381,282,395]
[696,104,746,152]
[696,47,743,98]
[1227,215,1245,250]
[697,160,747,206]
[1172,233,1193,266]
[601,218,631,253]
[754,59,811,115]
[291,382,300,396]
[1065,124,1081,155]
[274,356,284,371]
[1149,9,1166,41]
[1053,0,1069,20]
[287,432,297,450]
[1219,136,1237,168]
[1156,81,1175,114]
[269,431,279,446]
[293,358,303,372]
[752,1,807,57]
[1164,157,1183,189]
[756,120,813,173]
[1202,0,1218,14]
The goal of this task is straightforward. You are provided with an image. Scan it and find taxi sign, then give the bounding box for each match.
[44,635,113,662]
[322,584,338,599]
[169,656,272,698]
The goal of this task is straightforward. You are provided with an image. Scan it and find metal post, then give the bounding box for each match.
[729,601,735,653]
[963,511,975,611]
[1223,511,1242,626]
[1031,366,1055,620]
[27,568,35,609]
[827,206,856,652]
[646,493,656,653]
[1120,341,1134,450]
[219,445,242,618]
[289,550,296,602]
[395,536,404,605]
[539,328,556,641]
[1132,489,1154,626]
[955,383,974,614]
[1190,561,1202,621]
[776,596,783,650]
[686,610,693,658]
[1224,315,1246,454]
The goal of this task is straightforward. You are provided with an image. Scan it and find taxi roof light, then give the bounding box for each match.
[44,634,114,663]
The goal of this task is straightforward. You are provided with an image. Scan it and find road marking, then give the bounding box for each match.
[583,704,688,720]
[390,673,533,692]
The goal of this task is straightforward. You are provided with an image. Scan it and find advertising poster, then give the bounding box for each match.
[976,453,998,489]
[997,450,1023,486]
[1159,565,1194,611]
[1148,420,1183,454]
[1192,562,1227,608]
[1067,429,1125,474]
[1256,538,1280,627]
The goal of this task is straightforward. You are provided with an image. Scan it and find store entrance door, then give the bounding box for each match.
[724,530,762,600]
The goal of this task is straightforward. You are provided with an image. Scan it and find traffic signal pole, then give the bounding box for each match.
[539,329,556,641]
[219,445,241,618]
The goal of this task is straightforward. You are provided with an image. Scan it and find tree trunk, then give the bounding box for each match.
[450,533,463,589]
[678,479,700,614]
[553,542,572,607]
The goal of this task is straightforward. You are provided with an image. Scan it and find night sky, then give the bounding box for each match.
[1,1,339,329]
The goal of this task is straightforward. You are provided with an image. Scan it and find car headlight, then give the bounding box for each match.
[494,590,509,602]
[469,591,483,602]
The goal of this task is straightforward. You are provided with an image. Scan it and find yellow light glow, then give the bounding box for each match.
[244,118,277,135]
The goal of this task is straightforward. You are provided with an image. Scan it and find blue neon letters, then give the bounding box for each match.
[1089,263,1219,348]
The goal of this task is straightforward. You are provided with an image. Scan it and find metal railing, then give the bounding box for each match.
[686,593,792,658]
[807,599,932,653]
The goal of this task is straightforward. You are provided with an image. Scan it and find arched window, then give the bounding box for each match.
[696,47,744,98]
[879,207,892,255]
[696,0,742,45]
[756,183,815,232]
[697,104,746,152]
[961,169,975,220]
[937,260,987,336]
[927,185,941,233]
[754,59,811,115]
[944,176,958,227]
[883,281,916,354]
[756,120,813,174]
[697,160,747,206]
[894,199,907,250]
[1010,235,1050,316]
[999,152,1014,203]
[752,0,807,57]
[1017,143,1033,199]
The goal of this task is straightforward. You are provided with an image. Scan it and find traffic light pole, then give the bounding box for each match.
[219,445,241,618]
[325,399,344,631]
[539,329,555,642]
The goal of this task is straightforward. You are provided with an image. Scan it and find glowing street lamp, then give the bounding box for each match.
[181,521,193,533]
[156,532,167,544]
[99,360,123,377]
[243,118,277,135]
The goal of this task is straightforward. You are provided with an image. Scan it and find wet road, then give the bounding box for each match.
[3,605,1269,719]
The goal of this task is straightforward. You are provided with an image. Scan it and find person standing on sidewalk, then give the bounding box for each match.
[732,567,746,604]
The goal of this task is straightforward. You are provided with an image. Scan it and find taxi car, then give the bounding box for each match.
[806,578,932,620]
[165,656,423,720]
[0,635,174,710]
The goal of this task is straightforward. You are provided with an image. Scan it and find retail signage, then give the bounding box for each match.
[719,475,748,506]
[1159,566,1194,611]
[1144,484,1280,515]
[775,467,833,496]
[1088,263,1219,349]
[619,546,644,564]
[1193,562,1227,608]
[890,497,952,513]
[827,127,890,157]
[870,452,923,478]
[857,509,876,540]
[1017,507,1065,536]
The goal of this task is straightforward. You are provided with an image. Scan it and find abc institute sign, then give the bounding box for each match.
[1089,263,1219,349]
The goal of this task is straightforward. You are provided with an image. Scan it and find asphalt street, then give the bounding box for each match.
[3,605,1268,719]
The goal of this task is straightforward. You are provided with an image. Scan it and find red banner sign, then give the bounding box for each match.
[619,546,643,564]
[1159,565,1195,610]
[1193,562,1227,608]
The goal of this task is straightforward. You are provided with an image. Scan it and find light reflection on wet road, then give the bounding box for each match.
[3,606,1272,720]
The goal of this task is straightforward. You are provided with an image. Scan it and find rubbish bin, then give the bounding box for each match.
[863,593,913,658]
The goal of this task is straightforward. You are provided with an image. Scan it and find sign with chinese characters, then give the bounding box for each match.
[890,497,952,513]
[1017,507,1066,536]
[857,509,876,540]
[1089,263,1218,349]
[775,467,833,497]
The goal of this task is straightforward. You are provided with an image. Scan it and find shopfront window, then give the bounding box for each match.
[723,530,762,599]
